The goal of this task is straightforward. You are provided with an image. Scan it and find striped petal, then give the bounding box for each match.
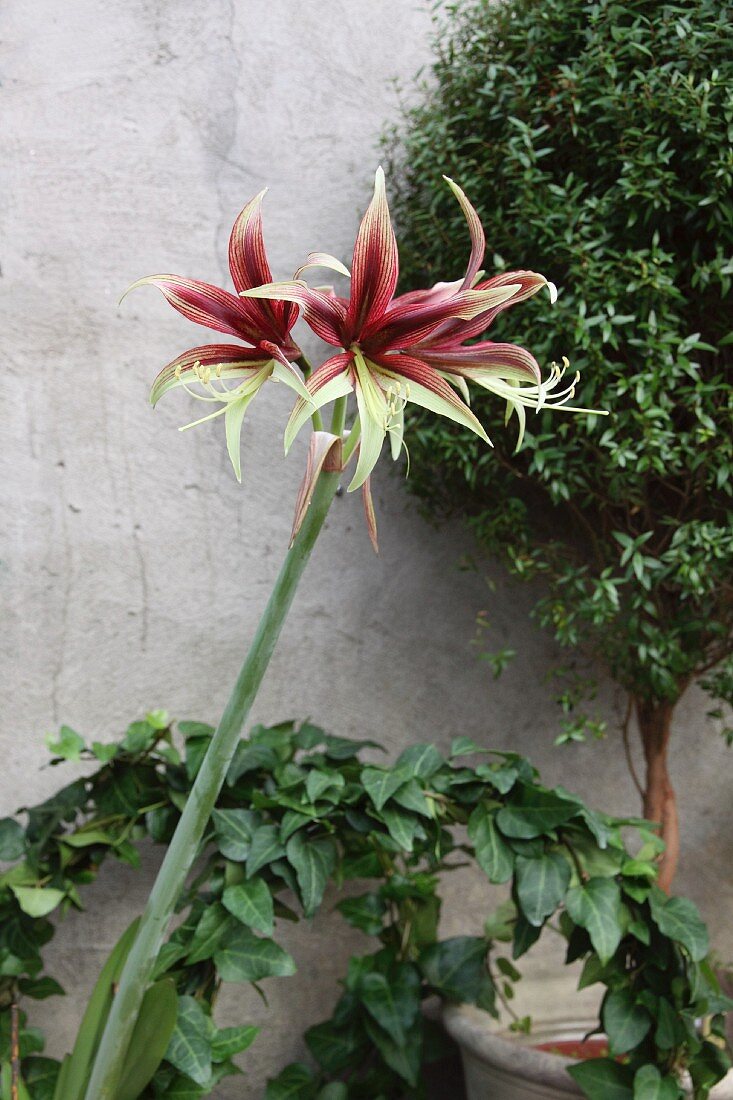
[149,344,270,406]
[294,253,351,280]
[349,363,388,491]
[417,342,542,385]
[367,283,521,352]
[228,192,298,340]
[284,353,354,453]
[443,176,486,291]
[431,270,554,344]
[375,353,491,445]
[125,274,263,344]
[242,281,348,346]
[347,166,399,334]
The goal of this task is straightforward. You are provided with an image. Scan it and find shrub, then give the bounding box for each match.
[384,0,733,888]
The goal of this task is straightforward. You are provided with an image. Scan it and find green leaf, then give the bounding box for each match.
[496,784,578,838]
[420,936,493,1008]
[286,833,337,916]
[362,1015,421,1087]
[512,914,542,959]
[602,989,652,1054]
[468,805,514,883]
[45,725,85,761]
[632,1065,680,1100]
[186,903,234,964]
[395,743,444,778]
[116,978,178,1100]
[61,829,114,849]
[305,769,344,803]
[210,1025,259,1061]
[247,825,286,877]
[336,893,385,935]
[360,767,406,811]
[515,852,570,926]
[214,925,296,982]
[0,819,25,861]
[211,808,256,862]
[10,886,65,918]
[266,1062,317,1098]
[380,805,421,851]
[567,1058,633,1099]
[23,1058,61,1100]
[222,878,274,936]
[164,995,212,1087]
[306,1020,368,1074]
[565,878,624,964]
[18,976,65,1000]
[649,892,709,961]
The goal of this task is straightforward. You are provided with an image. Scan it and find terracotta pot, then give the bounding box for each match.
[442,1004,733,1100]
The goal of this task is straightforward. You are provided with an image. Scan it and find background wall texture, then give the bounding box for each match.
[1,1,730,1095]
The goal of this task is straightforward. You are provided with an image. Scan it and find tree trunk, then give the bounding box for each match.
[635,696,679,893]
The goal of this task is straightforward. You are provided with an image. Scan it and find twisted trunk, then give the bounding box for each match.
[635,696,678,892]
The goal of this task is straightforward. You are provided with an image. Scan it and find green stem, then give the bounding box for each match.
[83,468,341,1100]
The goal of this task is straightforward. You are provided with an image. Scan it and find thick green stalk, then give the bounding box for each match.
[84,468,341,1100]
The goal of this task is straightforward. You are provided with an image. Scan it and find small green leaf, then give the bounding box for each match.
[515,852,570,926]
[247,825,286,877]
[567,1058,633,1098]
[286,832,337,916]
[633,1064,680,1099]
[186,903,234,964]
[0,818,25,860]
[210,1025,259,1061]
[361,767,407,811]
[468,805,514,883]
[165,995,212,1087]
[649,892,709,961]
[395,743,444,779]
[420,936,493,1009]
[565,878,624,964]
[45,725,85,761]
[222,878,274,936]
[211,808,257,862]
[214,926,296,983]
[496,784,578,838]
[266,1062,317,1099]
[336,893,385,935]
[603,989,652,1054]
[10,886,65,918]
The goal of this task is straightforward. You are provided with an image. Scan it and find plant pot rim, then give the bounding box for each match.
[442,1003,733,1099]
[442,1003,592,1093]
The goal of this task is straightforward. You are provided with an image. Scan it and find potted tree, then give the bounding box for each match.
[385,0,733,1090]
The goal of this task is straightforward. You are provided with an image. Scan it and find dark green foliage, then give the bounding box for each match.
[384,0,733,740]
[1,714,729,1098]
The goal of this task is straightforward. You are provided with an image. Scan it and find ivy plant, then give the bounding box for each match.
[383,0,733,890]
[0,714,730,1100]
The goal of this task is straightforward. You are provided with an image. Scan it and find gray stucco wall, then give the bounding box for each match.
[2,1,731,1094]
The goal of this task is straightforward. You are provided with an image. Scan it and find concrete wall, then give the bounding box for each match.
[1,1,730,1094]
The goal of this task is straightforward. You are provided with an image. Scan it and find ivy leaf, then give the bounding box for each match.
[306,1020,369,1074]
[186,903,234,964]
[44,725,85,761]
[468,805,514,883]
[210,1025,259,1062]
[496,784,579,838]
[420,936,493,1009]
[247,825,286,878]
[360,971,417,1045]
[565,878,624,964]
[362,1015,421,1087]
[336,893,386,936]
[633,1064,680,1099]
[515,852,570,926]
[10,886,65,918]
[266,1062,318,1098]
[305,769,344,803]
[211,808,257,862]
[222,878,274,936]
[602,989,652,1054]
[395,743,444,779]
[512,914,542,959]
[649,892,709,961]
[165,995,213,1087]
[360,767,407,811]
[380,805,422,851]
[286,833,337,916]
[0,818,25,861]
[567,1058,634,1098]
[214,925,296,983]
[21,1057,61,1100]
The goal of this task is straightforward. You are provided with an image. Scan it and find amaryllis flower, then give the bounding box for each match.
[124,191,310,480]
[242,168,543,491]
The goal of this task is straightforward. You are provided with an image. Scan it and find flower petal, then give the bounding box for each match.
[284,353,354,453]
[431,270,552,344]
[290,431,343,545]
[242,281,347,346]
[348,355,389,490]
[376,353,491,445]
[294,253,351,280]
[228,190,272,293]
[124,274,264,343]
[418,341,542,385]
[443,176,486,291]
[225,392,258,483]
[347,166,399,335]
[149,344,270,406]
[367,283,521,351]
